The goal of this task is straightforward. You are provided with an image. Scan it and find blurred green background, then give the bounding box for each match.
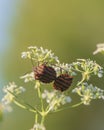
[0,0,104,130]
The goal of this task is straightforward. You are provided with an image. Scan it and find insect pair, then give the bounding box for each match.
[34,64,73,92]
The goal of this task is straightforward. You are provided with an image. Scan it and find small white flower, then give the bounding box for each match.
[93,43,104,55]
[54,62,76,76]
[98,70,103,78]
[28,46,37,49]
[3,82,17,94]
[1,103,13,112]
[18,86,26,93]
[30,123,46,130]
[42,90,55,103]
[20,72,34,83]
[65,96,72,103]
[101,95,104,100]
[21,52,29,59]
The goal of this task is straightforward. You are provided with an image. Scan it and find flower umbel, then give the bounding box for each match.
[42,90,71,112]
[1,82,25,112]
[71,59,103,82]
[72,82,104,105]
[21,46,60,65]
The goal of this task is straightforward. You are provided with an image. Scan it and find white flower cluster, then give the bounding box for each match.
[71,59,103,79]
[20,72,34,83]
[72,83,104,105]
[1,82,25,111]
[30,123,46,130]
[93,43,104,55]
[53,59,103,79]
[53,63,76,76]
[21,46,59,65]
[42,90,71,111]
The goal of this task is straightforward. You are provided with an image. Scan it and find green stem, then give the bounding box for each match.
[45,98,64,115]
[30,57,35,67]
[75,66,83,72]
[35,113,38,130]
[41,115,45,126]
[7,89,40,114]
[35,81,46,129]
[36,81,44,112]
[77,76,85,86]
[13,100,36,113]
[45,104,54,115]
[71,102,83,108]
[51,102,83,113]
[35,113,38,124]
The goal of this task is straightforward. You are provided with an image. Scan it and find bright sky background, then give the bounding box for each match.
[0,0,22,97]
[0,0,21,53]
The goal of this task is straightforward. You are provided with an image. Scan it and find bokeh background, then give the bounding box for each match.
[0,0,104,130]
